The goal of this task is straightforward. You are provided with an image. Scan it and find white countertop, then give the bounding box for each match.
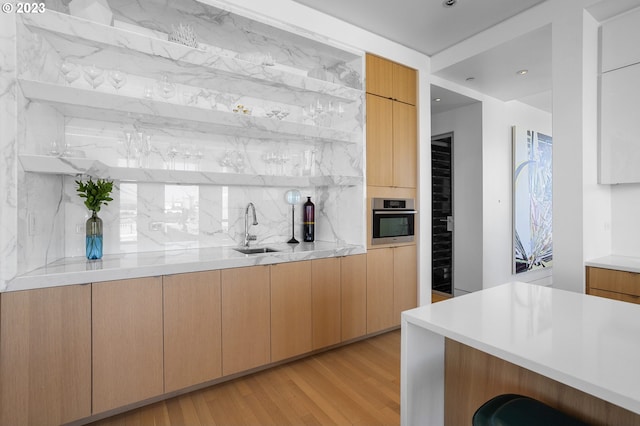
[402,282,640,415]
[5,241,365,293]
[586,255,640,273]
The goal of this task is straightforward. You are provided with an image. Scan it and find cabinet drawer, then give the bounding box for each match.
[586,267,640,297]
[588,288,640,305]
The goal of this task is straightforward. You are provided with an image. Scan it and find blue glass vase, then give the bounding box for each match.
[86,210,103,260]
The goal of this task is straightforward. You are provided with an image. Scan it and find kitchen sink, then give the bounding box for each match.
[233,247,279,254]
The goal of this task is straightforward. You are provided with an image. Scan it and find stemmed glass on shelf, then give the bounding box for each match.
[60,61,80,85]
[83,64,104,89]
[123,131,133,167]
[108,69,127,93]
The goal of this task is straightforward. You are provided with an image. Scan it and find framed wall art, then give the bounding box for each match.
[513,126,553,274]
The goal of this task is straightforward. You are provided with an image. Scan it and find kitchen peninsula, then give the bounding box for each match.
[402,281,640,425]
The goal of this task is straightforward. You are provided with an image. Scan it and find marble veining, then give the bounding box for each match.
[4,0,365,289]
[7,241,366,292]
[0,13,18,292]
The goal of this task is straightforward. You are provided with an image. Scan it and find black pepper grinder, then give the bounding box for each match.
[303,196,315,242]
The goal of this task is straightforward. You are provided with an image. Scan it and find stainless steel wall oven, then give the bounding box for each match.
[371,198,416,245]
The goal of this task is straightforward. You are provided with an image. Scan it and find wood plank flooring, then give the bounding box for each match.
[90,330,400,426]
[432,290,453,303]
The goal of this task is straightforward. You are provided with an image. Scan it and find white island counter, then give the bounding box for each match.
[401,281,640,425]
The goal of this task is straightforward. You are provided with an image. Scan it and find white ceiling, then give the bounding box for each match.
[291,0,546,56]
[292,0,640,114]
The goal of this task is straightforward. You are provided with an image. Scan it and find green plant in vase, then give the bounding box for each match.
[75,177,113,260]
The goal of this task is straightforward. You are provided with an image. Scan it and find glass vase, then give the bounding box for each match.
[86,210,103,260]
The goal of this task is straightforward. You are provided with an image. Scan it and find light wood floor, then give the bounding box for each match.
[432,290,453,303]
[90,330,400,426]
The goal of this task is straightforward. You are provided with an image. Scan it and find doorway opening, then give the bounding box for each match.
[431,133,453,295]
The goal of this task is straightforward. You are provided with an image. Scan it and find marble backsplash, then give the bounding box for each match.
[6,0,365,281]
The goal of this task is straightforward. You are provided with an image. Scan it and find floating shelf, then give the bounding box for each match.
[19,79,360,144]
[21,11,362,107]
[19,154,363,187]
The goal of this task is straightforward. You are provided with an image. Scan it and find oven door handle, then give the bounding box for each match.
[373,210,418,215]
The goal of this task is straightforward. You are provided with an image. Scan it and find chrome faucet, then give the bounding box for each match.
[244,202,258,247]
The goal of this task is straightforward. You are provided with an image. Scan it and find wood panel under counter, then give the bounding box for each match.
[402,282,640,425]
[586,255,640,304]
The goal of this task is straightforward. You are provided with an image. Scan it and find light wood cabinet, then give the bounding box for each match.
[392,61,418,106]
[393,244,418,322]
[341,254,367,341]
[367,247,395,333]
[367,246,418,333]
[366,94,394,187]
[0,255,388,421]
[311,257,341,349]
[366,53,393,99]
[366,54,418,188]
[92,277,164,413]
[221,265,271,375]
[163,271,222,393]
[271,261,312,362]
[0,285,91,425]
[366,96,417,188]
[393,101,418,188]
[586,266,640,304]
[366,53,417,105]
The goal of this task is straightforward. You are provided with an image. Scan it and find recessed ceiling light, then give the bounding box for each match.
[433,98,442,102]
[516,69,528,75]
[442,0,457,7]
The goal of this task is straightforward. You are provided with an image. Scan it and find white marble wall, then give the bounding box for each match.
[0,13,17,291]
[4,0,364,280]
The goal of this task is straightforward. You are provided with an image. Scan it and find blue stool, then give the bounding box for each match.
[472,394,588,425]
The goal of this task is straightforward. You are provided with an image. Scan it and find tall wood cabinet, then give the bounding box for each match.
[0,285,91,425]
[366,53,417,189]
[365,53,418,331]
[92,277,164,414]
[163,271,222,393]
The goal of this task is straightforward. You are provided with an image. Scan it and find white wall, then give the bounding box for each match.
[506,101,554,286]
[432,103,483,295]
[481,99,555,289]
[551,4,605,292]
[431,77,554,292]
[599,8,639,259]
[611,185,640,256]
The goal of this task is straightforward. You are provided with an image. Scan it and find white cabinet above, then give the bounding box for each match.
[599,62,640,184]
